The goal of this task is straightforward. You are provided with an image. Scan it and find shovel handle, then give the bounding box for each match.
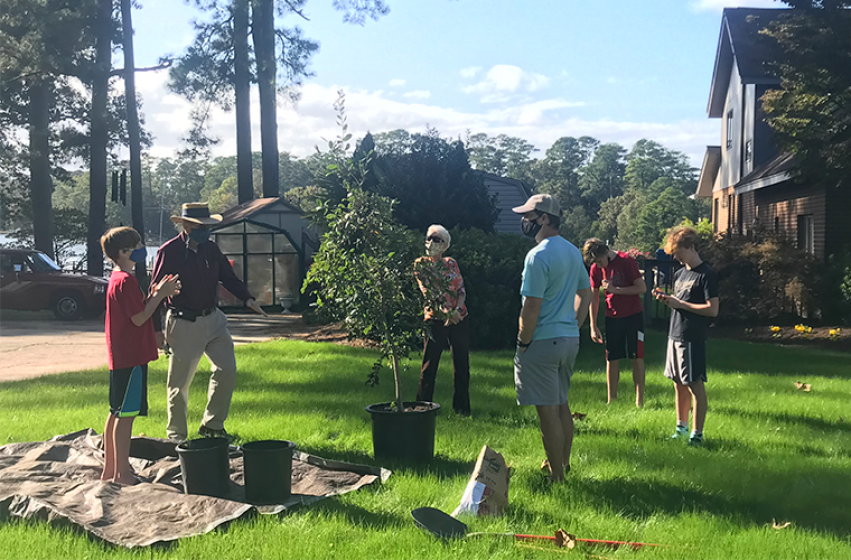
[513,534,659,550]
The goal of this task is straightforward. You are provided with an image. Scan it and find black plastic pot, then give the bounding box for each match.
[241,439,297,504]
[365,401,441,462]
[176,437,231,498]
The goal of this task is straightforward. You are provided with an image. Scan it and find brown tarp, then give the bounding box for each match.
[0,429,391,548]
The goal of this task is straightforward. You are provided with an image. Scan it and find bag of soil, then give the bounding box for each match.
[452,445,510,517]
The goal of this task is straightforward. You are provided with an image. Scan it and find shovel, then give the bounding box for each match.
[411,507,661,550]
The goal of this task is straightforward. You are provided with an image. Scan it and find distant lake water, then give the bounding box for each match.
[0,233,160,275]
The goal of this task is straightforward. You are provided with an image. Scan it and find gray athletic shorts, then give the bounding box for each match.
[664,338,707,385]
[514,337,580,406]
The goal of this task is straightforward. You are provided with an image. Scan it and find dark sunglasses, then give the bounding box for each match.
[426,235,444,243]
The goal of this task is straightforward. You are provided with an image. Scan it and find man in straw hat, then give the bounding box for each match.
[150,202,267,442]
[512,194,592,482]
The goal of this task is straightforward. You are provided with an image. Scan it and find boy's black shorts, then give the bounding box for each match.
[604,312,644,362]
[109,364,148,418]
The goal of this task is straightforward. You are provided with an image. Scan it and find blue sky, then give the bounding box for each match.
[128,0,784,165]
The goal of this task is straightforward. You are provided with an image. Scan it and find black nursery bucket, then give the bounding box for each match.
[366,402,441,463]
[176,437,231,498]
[242,439,297,504]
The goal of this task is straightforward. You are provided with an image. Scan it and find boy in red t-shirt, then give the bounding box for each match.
[583,239,647,407]
[100,227,180,484]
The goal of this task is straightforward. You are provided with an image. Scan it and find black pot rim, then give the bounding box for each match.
[176,437,230,451]
[241,439,297,452]
[365,401,441,415]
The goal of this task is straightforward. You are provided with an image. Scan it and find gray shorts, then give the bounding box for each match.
[664,339,707,385]
[514,337,580,406]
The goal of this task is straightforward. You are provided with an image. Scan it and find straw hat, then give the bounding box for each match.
[170,202,223,225]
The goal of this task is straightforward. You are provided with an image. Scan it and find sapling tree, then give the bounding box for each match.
[306,173,447,412]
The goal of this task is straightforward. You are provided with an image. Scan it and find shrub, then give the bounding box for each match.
[702,230,823,323]
[445,228,535,350]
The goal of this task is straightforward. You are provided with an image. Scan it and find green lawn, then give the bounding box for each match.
[2,330,851,559]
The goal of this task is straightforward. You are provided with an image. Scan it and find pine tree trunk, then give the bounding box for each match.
[251,0,279,198]
[121,0,147,283]
[28,79,54,259]
[233,0,253,204]
[87,0,112,277]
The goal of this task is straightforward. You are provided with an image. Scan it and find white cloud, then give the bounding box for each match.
[459,66,481,78]
[691,0,782,11]
[388,78,406,87]
[402,90,431,100]
[462,65,551,103]
[132,72,715,167]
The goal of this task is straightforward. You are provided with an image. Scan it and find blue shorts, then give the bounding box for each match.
[109,364,148,417]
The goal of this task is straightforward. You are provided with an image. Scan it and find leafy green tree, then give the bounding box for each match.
[578,142,626,217]
[371,129,413,157]
[305,161,432,413]
[465,132,538,185]
[370,130,498,232]
[533,136,598,211]
[558,206,595,248]
[624,139,696,195]
[762,3,851,188]
[0,0,98,258]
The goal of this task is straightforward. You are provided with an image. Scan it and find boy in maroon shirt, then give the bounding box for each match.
[100,227,180,484]
[583,239,647,407]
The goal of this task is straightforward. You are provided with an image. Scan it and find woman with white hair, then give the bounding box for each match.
[414,225,471,416]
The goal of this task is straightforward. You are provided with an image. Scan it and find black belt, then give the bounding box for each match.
[169,307,217,322]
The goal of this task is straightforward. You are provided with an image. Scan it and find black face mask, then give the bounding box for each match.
[521,217,543,238]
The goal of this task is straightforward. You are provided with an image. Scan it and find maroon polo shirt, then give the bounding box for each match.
[150,233,254,332]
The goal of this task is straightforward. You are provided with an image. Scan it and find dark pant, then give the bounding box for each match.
[416,316,471,414]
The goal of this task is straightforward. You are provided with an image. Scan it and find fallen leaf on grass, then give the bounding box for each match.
[572,412,587,420]
[794,382,812,392]
[772,519,792,530]
[555,529,577,549]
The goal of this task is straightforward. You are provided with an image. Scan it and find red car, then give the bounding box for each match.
[0,248,108,321]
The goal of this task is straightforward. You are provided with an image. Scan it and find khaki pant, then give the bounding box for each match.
[164,309,236,440]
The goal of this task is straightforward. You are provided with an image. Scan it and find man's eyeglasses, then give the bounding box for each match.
[426,235,444,243]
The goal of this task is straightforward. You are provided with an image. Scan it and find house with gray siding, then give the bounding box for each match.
[476,171,532,235]
[696,8,851,260]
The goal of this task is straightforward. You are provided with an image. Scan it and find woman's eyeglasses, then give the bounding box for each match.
[426,235,444,243]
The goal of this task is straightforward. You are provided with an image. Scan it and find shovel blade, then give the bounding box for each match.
[411,507,468,540]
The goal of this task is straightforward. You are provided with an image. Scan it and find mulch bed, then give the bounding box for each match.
[710,324,851,353]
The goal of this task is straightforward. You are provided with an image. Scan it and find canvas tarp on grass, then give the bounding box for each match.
[0,429,391,548]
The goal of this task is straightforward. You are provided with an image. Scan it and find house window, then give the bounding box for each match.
[727,194,734,232]
[713,198,719,233]
[774,216,780,233]
[797,215,815,255]
[745,140,753,162]
[737,194,744,235]
[726,110,734,149]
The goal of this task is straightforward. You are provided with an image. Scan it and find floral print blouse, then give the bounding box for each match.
[415,257,468,321]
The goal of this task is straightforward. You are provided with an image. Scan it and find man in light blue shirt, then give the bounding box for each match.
[513,194,592,482]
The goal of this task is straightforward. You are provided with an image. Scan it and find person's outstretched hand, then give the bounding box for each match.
[247,298,268,317]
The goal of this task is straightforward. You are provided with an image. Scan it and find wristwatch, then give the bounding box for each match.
[517,338,531,348]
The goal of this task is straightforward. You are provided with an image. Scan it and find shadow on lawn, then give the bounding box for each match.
[712,405,851,436]
[295,443,474,480]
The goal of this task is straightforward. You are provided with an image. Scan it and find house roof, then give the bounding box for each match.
[215,197,303,229]
[696,146,722,198]
[708,8,788,118]
[474,171,533,235]
[734,152,796,194]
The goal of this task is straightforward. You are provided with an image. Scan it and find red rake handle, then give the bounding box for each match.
[513,534,659,550]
